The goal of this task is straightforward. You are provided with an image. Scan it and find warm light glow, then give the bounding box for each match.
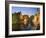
[24,19,27,24]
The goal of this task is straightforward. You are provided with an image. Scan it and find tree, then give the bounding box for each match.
[12,12,21,31]
[29,15,34,26]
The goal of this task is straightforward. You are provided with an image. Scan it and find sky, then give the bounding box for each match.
[12,7,40,16]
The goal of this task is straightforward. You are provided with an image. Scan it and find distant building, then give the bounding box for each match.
[32,13,40,27]
[23,15,29,25]
[20,15,29,25]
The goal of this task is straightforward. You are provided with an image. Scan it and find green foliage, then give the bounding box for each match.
[30,15,34,21]
[12,12,21,30]
[12,13,20,24]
